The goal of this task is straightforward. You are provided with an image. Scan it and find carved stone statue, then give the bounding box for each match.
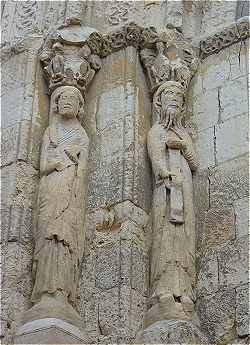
[23,85,89,328]
[139,27,200,329]
[146,80,198,326]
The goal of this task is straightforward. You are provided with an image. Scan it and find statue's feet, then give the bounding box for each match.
[144,293,196,328]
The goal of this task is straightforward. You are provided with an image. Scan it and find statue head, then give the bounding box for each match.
[153,81,185,128]
[53,86,85,119]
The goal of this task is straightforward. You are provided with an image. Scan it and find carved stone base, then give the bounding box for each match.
[136,320,208,344]
[21,295,83,330]
[14,318,88,344]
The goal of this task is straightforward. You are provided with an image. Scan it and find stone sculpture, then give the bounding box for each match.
[140,28,199,328]
[23,85,89,328]
[147,80,198,324]
[15,25,103,344]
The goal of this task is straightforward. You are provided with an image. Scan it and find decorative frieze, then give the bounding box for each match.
[200,17,250,59]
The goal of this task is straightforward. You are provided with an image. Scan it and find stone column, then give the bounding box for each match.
[79,46,152,343]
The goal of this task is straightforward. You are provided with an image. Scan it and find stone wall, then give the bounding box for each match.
[191,36,249,345]
[1,1,249,344]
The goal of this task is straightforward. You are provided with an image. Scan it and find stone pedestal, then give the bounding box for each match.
[136,320,208,344]
[15,318,88,344]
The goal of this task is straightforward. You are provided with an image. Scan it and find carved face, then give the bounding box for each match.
[161,88,184,118]
[58,91,80,118]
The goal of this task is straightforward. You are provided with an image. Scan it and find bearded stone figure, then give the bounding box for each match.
[146,80,198,327]
[24,85,89,328]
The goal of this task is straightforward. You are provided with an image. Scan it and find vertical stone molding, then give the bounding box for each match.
[79,46,152,343]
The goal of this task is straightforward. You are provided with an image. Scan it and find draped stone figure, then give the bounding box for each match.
[138,28,199,329]
[24,85,89,328]
[146,80,198,326]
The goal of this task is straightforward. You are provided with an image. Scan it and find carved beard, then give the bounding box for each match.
[160,106,182,130]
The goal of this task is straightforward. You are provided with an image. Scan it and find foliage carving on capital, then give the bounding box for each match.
[40,41,101,96]
[140,27,199,95]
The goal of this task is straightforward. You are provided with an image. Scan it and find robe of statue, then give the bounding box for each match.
[147,121,197,303]
[31,118,89,304]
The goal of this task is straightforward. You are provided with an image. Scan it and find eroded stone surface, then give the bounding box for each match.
[196,250,219,298]
[197,289,237,344]
[215,113,249,164]
[234,197,249,238]
[209,155,249,207]
[136,320,207,344]
[203,207,235,249]
[236,284,249,337]
[218,237,248,289]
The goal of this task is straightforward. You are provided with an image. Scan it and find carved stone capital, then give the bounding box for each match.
[139,27,199,96]
[39,24,102,96]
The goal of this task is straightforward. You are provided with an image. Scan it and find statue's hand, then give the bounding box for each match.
[55,161,65,171]
[166,138,186,150]
[158,167,171,180]
[48,149,64,171]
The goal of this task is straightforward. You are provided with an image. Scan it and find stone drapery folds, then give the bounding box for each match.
[140,27,200,330]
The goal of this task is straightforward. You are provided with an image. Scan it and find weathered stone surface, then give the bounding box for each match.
[193,170,209,250]
[191,40,248,97]
[136,320,207,344]
[236,284,249,337]
[218,237,248,289]
[95,242,120,290]
[0,204,11,243]
[197,289,237,344]
[200,1,241,40]
[219,77,248,122]
[1,162,39,212]
[202,207,236,248]
[2,243,33,299]
[234,197,249,238]
[120,286,146,340]
[8,206,33,244]
[86,47,152,212]
[199,48,231,90]
[80,201,148,343]
[209,155,249,207]
[98,287,120,336]
[215,113,249,164]
[193,88,219,131]
[1,242,33,338]
[195,127,215,169]
[164,0,183,29]
[228,40,249,81]
[196,250,219,297]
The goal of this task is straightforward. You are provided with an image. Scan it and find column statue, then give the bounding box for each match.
[23,85,89,328]
[147,80,198,324]
[140,28,199,327]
